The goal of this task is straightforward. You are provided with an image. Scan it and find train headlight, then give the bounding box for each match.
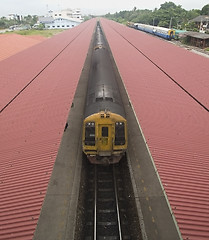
[86,122,95,126]
[115,122,124,126]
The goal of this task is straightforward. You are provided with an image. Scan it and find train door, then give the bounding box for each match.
[98,124,112,155]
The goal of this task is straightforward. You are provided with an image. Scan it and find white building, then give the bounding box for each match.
[39,8,83,29]
[43,18,81,29]
[50,9,83,22]
[6,14,23,21]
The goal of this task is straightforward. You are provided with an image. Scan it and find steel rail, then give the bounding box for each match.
[113,165,123,240]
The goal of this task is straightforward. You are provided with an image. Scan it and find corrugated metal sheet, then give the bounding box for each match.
[101,18,209,240]
[0,34,45,61]
[104,20,209,111]
[0,23,91,111]
[0,19,96,240]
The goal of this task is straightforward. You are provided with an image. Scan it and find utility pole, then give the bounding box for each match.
[46,4,49,16]
[169,17,173,28]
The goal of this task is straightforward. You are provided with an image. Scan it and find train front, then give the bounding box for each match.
[83,111,127,164]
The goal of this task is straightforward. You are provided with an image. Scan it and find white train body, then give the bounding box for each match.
[134,23,175,40]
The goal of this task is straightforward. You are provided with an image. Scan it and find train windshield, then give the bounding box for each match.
[115,122,125,145]
[85,122,95,146]
[102,127,108,137]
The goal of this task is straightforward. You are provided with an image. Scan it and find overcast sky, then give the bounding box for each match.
[0,0,208,17]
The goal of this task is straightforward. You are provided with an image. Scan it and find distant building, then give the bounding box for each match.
[185,31,209,48]
[41,18,81,29]
[38,8,83,29]
[51,9,83,22]
[38,17,54,25]
[190,15,209,32]
[6,14,23,21]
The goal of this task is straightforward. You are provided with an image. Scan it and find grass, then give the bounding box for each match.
[5,29,65,38]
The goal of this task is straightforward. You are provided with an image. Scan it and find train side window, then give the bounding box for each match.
[85,122,95,146]
[115,122,125,145]
[102,127,108,137]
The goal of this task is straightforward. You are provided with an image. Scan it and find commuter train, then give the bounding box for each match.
[82,22,128,164]
[133,23,175,40]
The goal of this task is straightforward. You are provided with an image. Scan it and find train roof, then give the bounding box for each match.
[135,23,174,31]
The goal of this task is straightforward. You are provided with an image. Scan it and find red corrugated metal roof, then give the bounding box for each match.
[104,20,209,111]
[101,18,209,240]
[24,35,47,41]
[0,34,46,61]
[0,19,96,240]
[0,27,86,111]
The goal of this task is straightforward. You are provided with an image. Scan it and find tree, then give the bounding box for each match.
[159,1,178,10]
[0,19,7,29]
[201,4,209,15]
[0,17,19,29]
[22,15,38,27]
[104,1,203,30]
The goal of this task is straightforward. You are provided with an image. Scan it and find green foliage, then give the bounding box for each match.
[35,23,45,30]
[201,4,209,15]
[153,2,188,28]
[22,15,38,26]
[104,1,208,30]
[106,9,153,25]
[0,19,7,28]
[0,15,38,29]
[0,17,19,29]
[83,15,95,21]
[184,22,198,31]
[180,36,190,44]
[159,1,177,10]
[5,29,64,38]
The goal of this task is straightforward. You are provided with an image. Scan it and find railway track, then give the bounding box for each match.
[83,163,131,239]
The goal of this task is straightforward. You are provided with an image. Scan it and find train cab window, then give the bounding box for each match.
[115,122,125,145]
[96,97,103,102]
[85,122,95,146]
[105,97,113,102]
[102,127,108,137]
